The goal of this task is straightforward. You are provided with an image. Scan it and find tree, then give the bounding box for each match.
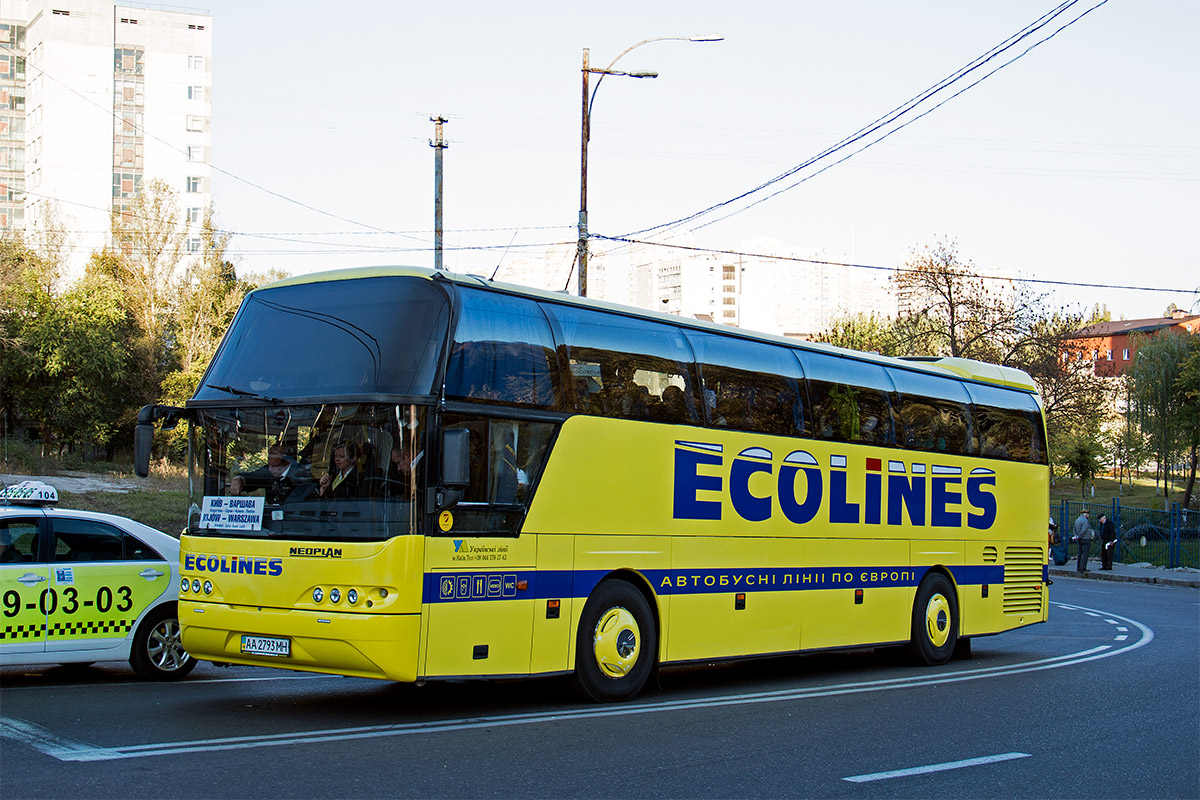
[108,178,187,344]
[1174,333,1200,508]
[2,268,134,455]
[811,312,927,357]
[1129,330,1195,502]
[1061,433,1103,498]
[892,238,1029,362]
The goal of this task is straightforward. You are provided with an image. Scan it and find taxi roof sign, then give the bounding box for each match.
[0,480,60,506]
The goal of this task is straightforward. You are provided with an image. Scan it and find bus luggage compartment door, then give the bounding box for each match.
[422,535,536,678]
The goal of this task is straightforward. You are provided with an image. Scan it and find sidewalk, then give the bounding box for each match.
[1049,557,1200,589]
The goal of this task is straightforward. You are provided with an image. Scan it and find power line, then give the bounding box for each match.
[622,0,1110,241]
[593,235,1199,296]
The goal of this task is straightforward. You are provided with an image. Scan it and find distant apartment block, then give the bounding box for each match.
[1064,310,1200,377]
[623,238,895,339]
[0,1,212,275]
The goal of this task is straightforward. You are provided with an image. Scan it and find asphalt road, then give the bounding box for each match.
[2,577,1196,799]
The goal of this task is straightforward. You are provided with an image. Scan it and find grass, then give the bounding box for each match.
[2,439,190,536]
[58,483,190,538]
[1050,472,1195,512]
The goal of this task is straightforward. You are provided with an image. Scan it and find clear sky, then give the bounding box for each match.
[204,0,1198,320]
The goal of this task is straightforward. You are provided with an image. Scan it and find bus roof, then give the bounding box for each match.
[257,265,1039,395]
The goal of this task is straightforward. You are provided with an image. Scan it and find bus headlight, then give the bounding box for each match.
[347,589,358,605]
[203,580,213,595]
[312,587,324,603]
[329,588,341,603]
[192,579,202,593]
[181,578,189,593]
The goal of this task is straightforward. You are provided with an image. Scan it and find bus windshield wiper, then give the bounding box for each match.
[206,384,280,404]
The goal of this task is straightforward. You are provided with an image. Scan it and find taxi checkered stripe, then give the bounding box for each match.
[47,619,134,637]
[1,624,45,641]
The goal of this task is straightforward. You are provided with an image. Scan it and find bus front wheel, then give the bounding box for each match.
[907,572,958,666]
[572,580,656,703]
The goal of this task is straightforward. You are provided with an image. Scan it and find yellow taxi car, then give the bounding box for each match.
[0,480,195,680]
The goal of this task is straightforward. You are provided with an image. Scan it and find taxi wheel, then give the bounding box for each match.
[571,580,656,703]
[907,572,958,666]
[130,605,196,681]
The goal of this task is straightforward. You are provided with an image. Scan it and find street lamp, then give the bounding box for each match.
[577,35,723,297]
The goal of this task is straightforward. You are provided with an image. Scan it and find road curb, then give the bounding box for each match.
[1049,567,1200,589]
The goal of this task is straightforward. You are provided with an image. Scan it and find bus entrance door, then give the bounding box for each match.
[422,534,537,678]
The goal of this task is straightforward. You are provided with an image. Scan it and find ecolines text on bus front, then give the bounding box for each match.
[673,441,998,530]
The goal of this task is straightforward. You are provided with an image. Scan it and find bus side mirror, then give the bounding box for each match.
[434,428,471,512]
[134,404,186,478]
[134,423,154,478]
[442,428,470,488]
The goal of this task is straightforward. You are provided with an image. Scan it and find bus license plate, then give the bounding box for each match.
[241,634,290,657]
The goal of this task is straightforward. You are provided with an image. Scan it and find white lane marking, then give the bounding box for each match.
[2,606,1154,763]
[1116,626,1128,632]
[843,752,1031,783]
[1114,635,1128,641]
[1104,619,1118,624]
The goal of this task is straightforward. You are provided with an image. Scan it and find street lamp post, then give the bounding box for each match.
[577,35,722,297]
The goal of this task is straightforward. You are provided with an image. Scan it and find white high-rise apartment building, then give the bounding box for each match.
[0,1,211,276]
[629,237,896,339]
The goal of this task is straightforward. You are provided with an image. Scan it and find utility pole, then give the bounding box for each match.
[430,116,448,271]
[578,49,591,297]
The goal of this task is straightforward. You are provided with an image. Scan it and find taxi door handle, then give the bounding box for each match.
[139,568,165,580]
[18,573,47,586]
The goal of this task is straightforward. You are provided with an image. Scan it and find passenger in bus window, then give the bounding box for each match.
[385,443,421,499]
[318,441,360,498]
[660,385,689,423]
[230,442,312,504]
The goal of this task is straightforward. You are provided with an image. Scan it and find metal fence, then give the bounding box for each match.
[1050,500,1198,569]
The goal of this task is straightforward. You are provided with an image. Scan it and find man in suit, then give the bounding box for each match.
[1098,512,1118,570]
[230,443,311,504]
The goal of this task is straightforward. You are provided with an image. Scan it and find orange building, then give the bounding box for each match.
[1065,311,1200,377]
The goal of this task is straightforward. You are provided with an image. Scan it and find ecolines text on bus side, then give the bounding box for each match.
[673,441,998,530]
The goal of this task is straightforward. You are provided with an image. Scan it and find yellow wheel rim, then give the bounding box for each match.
[925,593,951,648]
[592,606,641,679]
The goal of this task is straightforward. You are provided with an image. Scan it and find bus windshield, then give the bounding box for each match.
[195,275,449,401]
[187,403,427,541]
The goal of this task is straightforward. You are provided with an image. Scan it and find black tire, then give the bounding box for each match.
[129,604,196,681]
[571,580,657,703]
[907,572,958,666]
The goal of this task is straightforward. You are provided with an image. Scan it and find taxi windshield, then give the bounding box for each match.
[188,404,426,541]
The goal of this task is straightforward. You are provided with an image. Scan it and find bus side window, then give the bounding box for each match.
[445,288,564,411]
[889,369,974,456]
[687,332,808,437]
[543,303,700,424]
[442,415,557,534]
[801,351,897,445]
[965,383,1047,464]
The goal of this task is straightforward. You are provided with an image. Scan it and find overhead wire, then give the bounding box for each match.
[618,0,1109,242]
[593,235,1198,296]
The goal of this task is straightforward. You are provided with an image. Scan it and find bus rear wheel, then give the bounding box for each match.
[571,580,656,703]
[907,572,958,666]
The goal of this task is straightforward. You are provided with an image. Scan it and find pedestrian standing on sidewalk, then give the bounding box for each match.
[1099,512,1117,570]
[1073,509,1094,573]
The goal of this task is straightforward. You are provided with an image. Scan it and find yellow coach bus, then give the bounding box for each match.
[135,266,1049,702]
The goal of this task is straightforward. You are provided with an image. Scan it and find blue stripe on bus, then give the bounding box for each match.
[422,564,1005,603]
